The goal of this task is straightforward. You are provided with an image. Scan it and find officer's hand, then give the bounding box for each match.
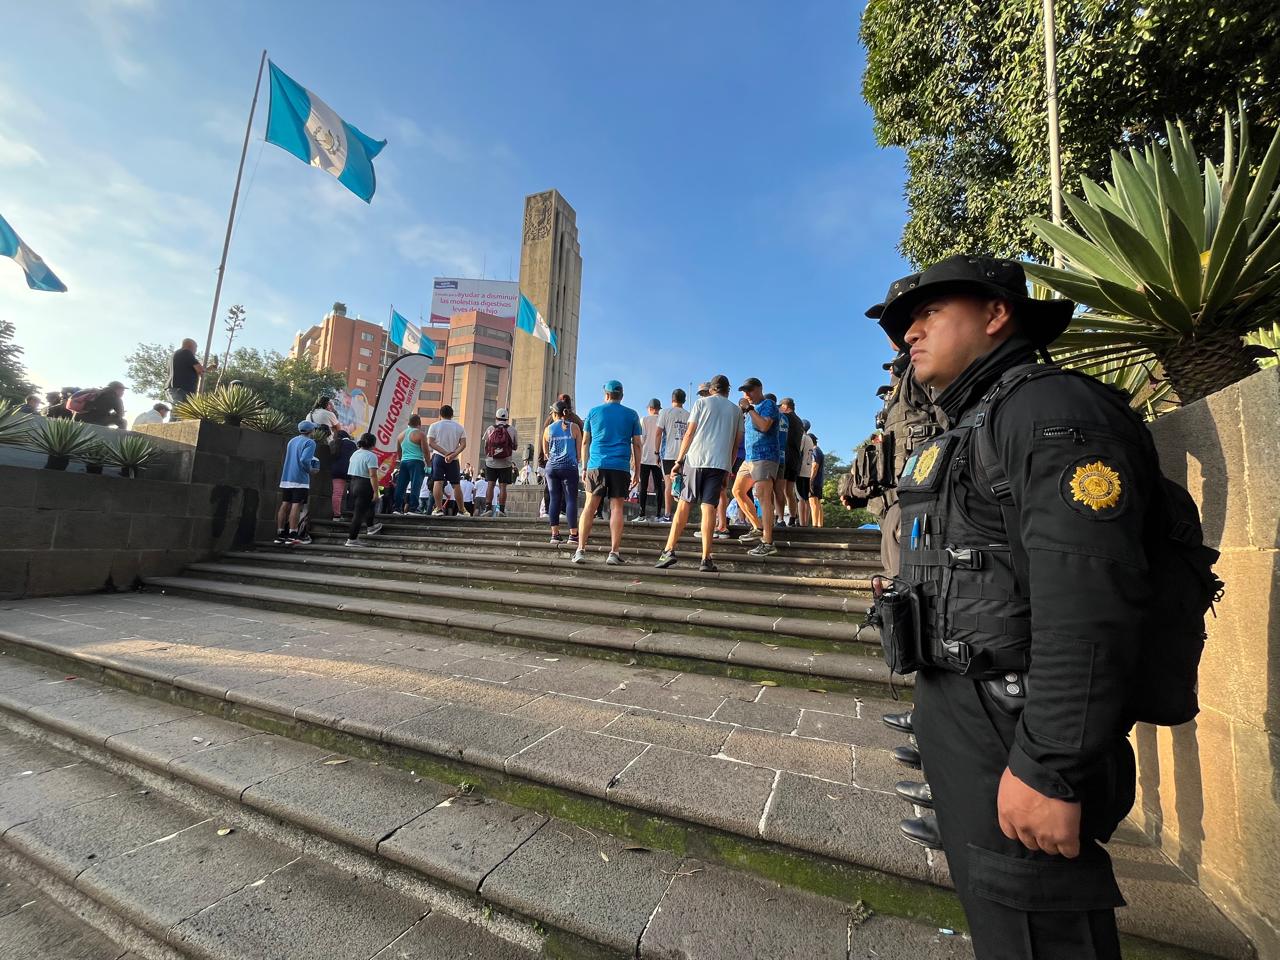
[997,767,1081,858]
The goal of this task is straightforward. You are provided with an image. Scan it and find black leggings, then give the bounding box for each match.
[639,463,664,517]
[348,478,375,539]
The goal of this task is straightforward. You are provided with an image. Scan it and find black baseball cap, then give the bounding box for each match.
[736,376,762,392]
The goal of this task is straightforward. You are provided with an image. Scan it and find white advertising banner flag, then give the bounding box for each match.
[368,353,434,483]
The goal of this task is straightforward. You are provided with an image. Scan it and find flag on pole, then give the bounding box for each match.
[517,293,558,355]
[0,214,66,292]
[389,308,435,357]
[264,61,386,203]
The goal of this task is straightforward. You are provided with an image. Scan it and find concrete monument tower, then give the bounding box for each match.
[509,189,581,444]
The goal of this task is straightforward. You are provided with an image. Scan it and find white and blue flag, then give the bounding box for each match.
[517,294,558,355]
[265,61,386,203]
[0,214,66,292]
[390,308,434,357]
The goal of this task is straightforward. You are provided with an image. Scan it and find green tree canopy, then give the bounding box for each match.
[125,342,346,422]
[861,0,1280,266]
[0,320,36,405]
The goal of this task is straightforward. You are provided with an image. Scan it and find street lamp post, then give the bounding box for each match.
[1043,0,1064,269]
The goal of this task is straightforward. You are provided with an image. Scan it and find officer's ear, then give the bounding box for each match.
[984,298,1017,340]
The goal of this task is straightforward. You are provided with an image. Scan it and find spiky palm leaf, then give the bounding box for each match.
[25,418,95,458]
[1027,104,1280,403]
[1245,321,1280,368]
[247,408,293,435]
[0,400,35,446]
[172,393,217,422]
[104,434,158,470]
[205,384,266,422]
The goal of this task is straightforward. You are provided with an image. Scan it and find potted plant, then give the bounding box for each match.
[172,393,217,423]
[26,418,94,470]
[105,434,158,478]
[206,384,266,427]
[0,400,35,447]
[247,407,293,435]
[81,439,111,475]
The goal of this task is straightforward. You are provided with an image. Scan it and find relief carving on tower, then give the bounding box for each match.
[523,192,554,243]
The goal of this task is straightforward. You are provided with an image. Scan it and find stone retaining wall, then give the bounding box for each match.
[1137,366,1279,955]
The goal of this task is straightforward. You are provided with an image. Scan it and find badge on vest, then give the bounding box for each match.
[1062,457,1125,518]
[899,435,954,492]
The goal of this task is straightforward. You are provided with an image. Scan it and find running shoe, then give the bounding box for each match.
[571,549,587,564]
[606,552,626,565]
[367,522,384,536]
[391,511,404,517]
[343,539,362,547]
[656,515,672,523]
[738,528,762,544]
[432,509,446,516]
[699,557,718,573]
[549,535,564,545]
[713,529,730,540]
[631,516,648,523]
[748,542,778,557]
[654,550,678,569]
[567,533,579,545]
[273,531,288,545]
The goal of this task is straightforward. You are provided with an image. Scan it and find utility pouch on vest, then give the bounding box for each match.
[870,576,926,676]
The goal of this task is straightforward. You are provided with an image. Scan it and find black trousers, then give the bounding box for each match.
[348,478,375,540]
[638,463,664,517]
[913,669,1134,960]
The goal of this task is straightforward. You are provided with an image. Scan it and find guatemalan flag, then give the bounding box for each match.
[265,61,386,203]
[517,293,558,355]
[0,214,66,292]
[390,308,435,357]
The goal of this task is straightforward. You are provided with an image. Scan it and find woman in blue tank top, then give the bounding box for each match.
[543,400,583,545]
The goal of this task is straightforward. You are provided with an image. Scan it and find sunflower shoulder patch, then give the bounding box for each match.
[1061,457,1126,519]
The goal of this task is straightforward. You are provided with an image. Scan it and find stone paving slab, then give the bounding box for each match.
[710,697,802,733]
[641,860,850,960]
[224,673,370,714]
[384,704,558,767]
[242,757,451,853]
[601,680,726,719]
[504,728,648,798]
[0,676,102,713]
[105,714,259,767]
[6,788,205,883]
[0,892,128,960]
[27,690,199,745]
[481,822,681,953]
[380,797,547,892]
[0,761,124,832]
[721,728,854,783]
[292,688,445,738]
[371,911,539,960]
[172,858,427,960]
[600,709,734,756]
[168,734,333,799]
[77,820,298,936]
[509,692,625,731]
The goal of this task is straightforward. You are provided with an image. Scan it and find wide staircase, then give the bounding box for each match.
[0,514,1256,959]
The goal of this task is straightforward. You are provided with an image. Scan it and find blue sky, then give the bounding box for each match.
[0,0,910,460]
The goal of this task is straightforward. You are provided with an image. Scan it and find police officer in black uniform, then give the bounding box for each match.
[873,255,1153,959]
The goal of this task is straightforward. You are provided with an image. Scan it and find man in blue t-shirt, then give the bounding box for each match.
[574,380,643,565]
[731,377,781,556]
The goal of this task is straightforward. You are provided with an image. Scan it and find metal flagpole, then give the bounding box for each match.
[1042,0,1064,269]
[201,49,268,388]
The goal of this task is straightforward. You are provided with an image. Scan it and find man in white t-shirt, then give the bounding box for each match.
[654,375,742,572]
[460,475,476,515]
[656,389,690,520]
[478,409,518,516]
[635,399,663,522]
[425,404,467,516]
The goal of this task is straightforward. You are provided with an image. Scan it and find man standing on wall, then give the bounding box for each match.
[168,338,205,415]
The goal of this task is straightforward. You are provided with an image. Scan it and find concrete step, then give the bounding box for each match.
[0,721,548,960]
[360,513,883,549]
[143,575,895,694]
[0,653,978,960]
[254,540,874,596]
[185,559,871,652]
[0,595,1254,960]
[224,550,869,621]
[306,527,883,578]
[0,862,133,960]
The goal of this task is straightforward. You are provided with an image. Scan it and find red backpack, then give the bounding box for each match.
[485,423,513,460]
[65,389,101,413]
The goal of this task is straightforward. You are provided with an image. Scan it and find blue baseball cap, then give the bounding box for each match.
[603,379,623,393]
[298,420,316,433]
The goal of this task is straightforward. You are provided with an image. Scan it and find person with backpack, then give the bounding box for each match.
[477,408,518,517]
[274,420,321,545]
[867,255,1218,960]
[72,382,127,429]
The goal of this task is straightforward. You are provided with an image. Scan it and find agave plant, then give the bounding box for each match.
[25,418,95,469]
[1026,105,1280,403]
[172,392,217,422]
[80,438,111,474]
[0,400,35,446]
[204,384,266,427]
[104,434,158,477]
[247,407,293,435]
[1245,321,1279,368]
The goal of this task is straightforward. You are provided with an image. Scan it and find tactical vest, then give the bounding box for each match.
[890,370,1034,678]
[852,364,944,512]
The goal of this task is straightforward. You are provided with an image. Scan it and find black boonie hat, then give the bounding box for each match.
[864,273,916,320]
[876,255,1074,348]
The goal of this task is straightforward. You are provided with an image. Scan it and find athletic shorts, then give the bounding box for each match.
[484,465,515,485]
[783,462,799,483]
[662,458,677,477]
[731,456,744,475]
[587,468,630,499]
[796,476,811,499]
[680,468,727,506]
[279,487,308,504]
[738,460,778,482]
[432,454,461,484]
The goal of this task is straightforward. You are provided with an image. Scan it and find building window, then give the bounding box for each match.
[449,324,514,345]
[451,365,465,407]
[419,407,439,418]
[447,343,509,361]
[356,378,367,387]
[424,373,444,384]
[418,389,442,402]
[483,398,497,422]
[357,363,369,372]
[361,332,375,342]
[359,347,372,358]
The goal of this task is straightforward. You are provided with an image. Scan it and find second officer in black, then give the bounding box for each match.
[873,255,1154,959]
